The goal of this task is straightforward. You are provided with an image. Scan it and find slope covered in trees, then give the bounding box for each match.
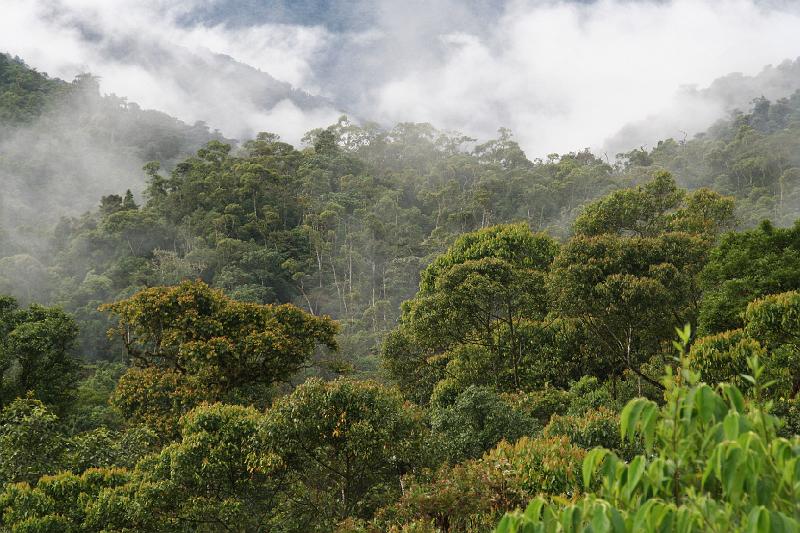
[2,53,800,531]
[7,80,800,372]
[0,54,227,267]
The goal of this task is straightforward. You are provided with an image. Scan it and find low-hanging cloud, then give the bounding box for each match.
[3,0,800,155]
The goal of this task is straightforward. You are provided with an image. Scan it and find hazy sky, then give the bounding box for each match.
[3,0,800,156]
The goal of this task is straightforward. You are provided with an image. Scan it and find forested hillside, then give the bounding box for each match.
[0,54,226,262]
[5,53,800,372]
[3,54,800,532]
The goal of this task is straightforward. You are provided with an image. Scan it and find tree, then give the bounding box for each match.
[102,280,338,393]
[0,398,64,484]
[394,224,558,393]
[263,378,430,530]
[374,436,585,532]
[548,232,708,391]
[573,171,685,237]
[0,396,155,487]
[691,290,800,398]
[573,171,734,239]
[94,403,286,532]
[110,366,208,440]
[430,385,539,463]
[699,220,800,335]
[381,327,443,405]
[0,296,80,411]
[0,468,131,531]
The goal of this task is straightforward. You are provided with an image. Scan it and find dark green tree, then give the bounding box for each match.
[263,378,430,530]
[699,219,800,334]
[0,296,80,411]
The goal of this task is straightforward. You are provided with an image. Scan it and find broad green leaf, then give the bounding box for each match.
[583,448,611,489]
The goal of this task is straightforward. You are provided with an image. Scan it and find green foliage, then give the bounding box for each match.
[99,280,339,440]
[502,386,571,425]
[430,386,539,463]
[574,171,680,236]
[93,403,285,532]
[418,223,558,294]
[691,291,800,398]
[0,76,798,376]
[548,228,708,388]
[496,334,800,533]
[0,395,155,488]
[0,297,80,411]
[699,220,800,334]
[381,327,446,405]
[13,114,615,369]
[0,54,65,124]
[393,224,567,397]
[688,329,758,389]
[744,290,800,347]
[0,398,63,485]
[110,366,209,440]
[62,362,126,433]
[64,425,158,473]
[102,280,338,390]
[6,58,800,532]
[376,436,585,532]
[774,396,800,437]
[263,378,431,530]
[543,407,638,459]
[565,376,620,416]
[573,171,735,238]
[0,467,131,532]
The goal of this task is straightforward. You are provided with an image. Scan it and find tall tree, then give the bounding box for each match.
[391,223,558,393]
[102,280,337,391]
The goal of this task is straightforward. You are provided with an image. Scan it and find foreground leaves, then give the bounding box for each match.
[496,333,800,533]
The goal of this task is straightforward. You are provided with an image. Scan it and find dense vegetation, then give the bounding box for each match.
[2,55,800,531]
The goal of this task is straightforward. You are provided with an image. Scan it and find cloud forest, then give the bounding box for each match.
[3,1,800,531]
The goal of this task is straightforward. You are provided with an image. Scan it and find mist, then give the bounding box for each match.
[2,0,800,156]
[0,72,224,283]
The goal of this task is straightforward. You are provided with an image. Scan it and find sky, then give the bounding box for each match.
[3,0,800,157]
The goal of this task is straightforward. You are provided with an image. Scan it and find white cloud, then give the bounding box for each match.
[0,0,336,143]
[176,23,330,89]
[365,0,800,155]
[2,0,800,154]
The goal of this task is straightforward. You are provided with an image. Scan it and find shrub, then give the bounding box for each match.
[0,468,131,531]
[503,386,571,425]
[431,386,539,463]
[566,376,617,415]
[688,328,759,388]
[0,398,64,484]
[376,436,585,532]
[543,407,639,460]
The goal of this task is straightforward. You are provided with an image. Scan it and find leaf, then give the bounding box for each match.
[720,383,745,414]
[675,323,692,347]
[583,448,611,489]
[621,398,657,442]
[624,455,646,503]
[560,505,582,532]
[523,498,546,521]
[723,412,741,441]
[746,506,770,533]
[590,505,611,532]
[495,514,515,533]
